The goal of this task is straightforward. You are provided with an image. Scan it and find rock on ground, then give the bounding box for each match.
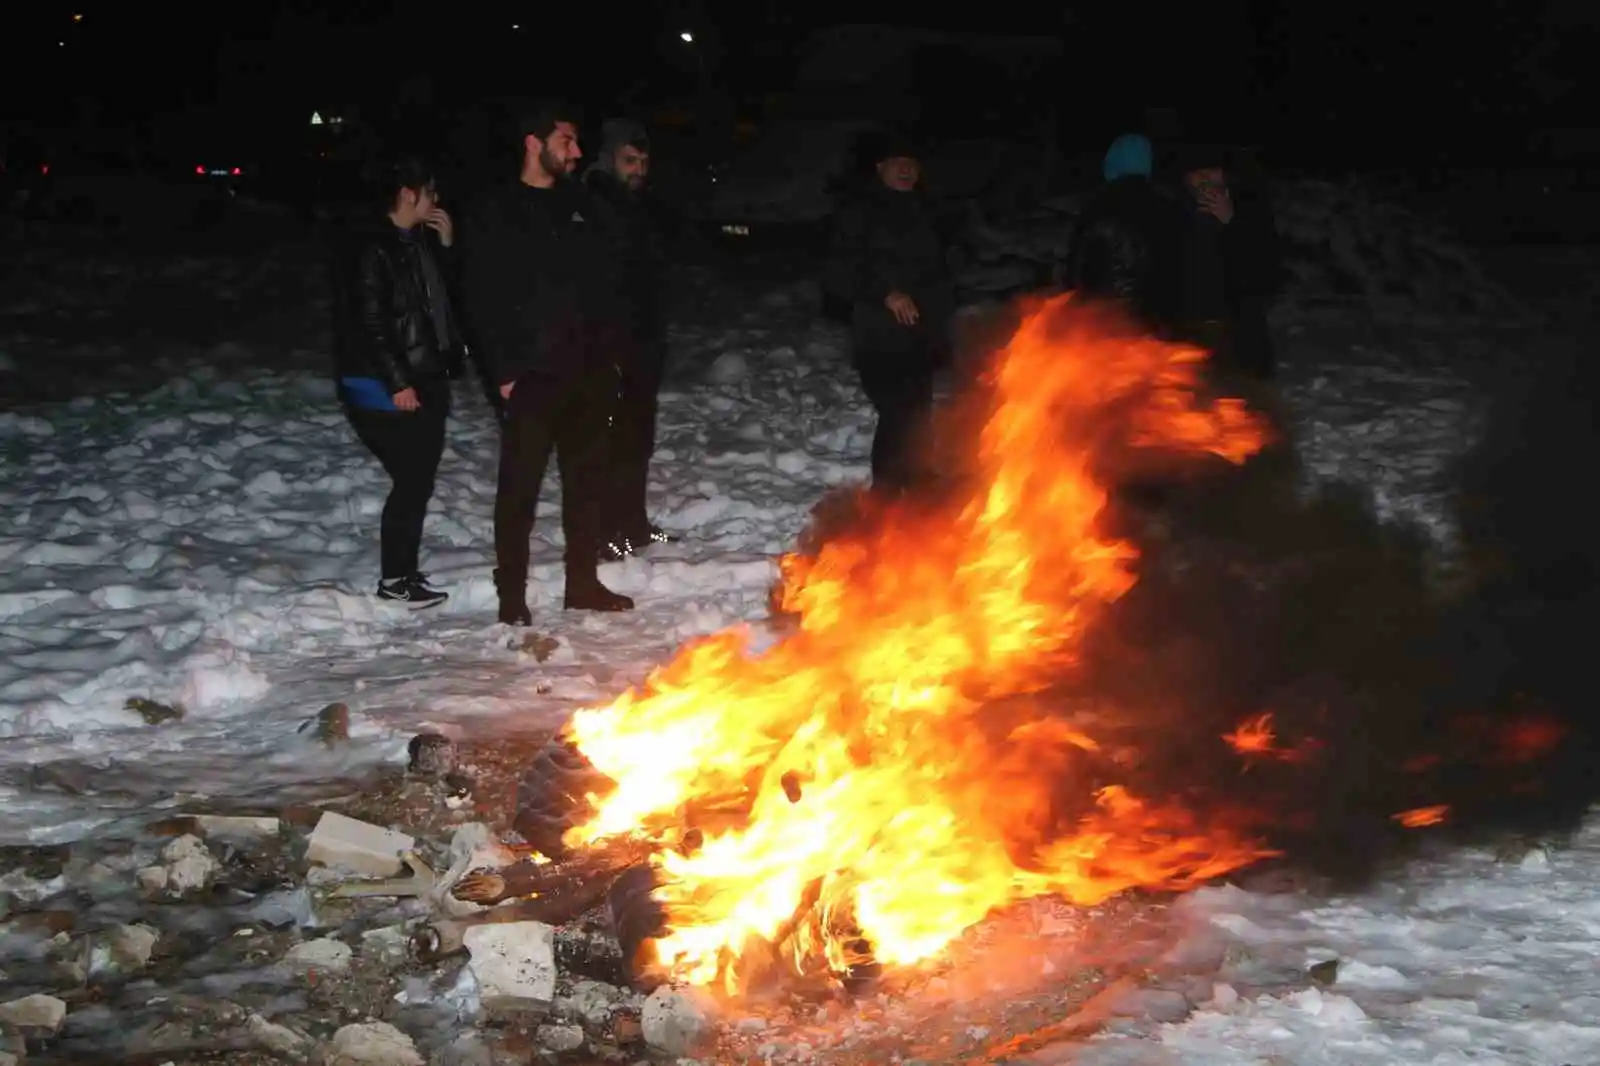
[324,1021,424,1066]
[641,985,716,1057]
[464,921,557,1009]
[285,937,354,975]
[0,993,67,1036]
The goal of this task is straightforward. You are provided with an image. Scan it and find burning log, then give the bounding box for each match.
[512,733,617,858]
[607,865,670,992]
[452,838,654,906]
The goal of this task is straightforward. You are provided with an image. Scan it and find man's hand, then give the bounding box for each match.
[392,387,421,411]
[425,207,455,247]
[499,381,515,400]
[885,290,920,326]
[1198,187,1234,225]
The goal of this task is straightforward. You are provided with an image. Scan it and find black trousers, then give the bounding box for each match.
[493,366,619,595]
[347,390,448,581]
[602,331,666,537]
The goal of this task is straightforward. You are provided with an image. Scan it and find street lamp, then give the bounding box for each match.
[679,30,694,43]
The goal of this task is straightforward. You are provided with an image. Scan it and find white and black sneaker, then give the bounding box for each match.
[377,575,448,609]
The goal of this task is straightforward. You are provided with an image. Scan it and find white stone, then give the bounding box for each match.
[285,937,353,974]
[325,1021,424,1066]
[108,923,159,971]
[0,993,67,1036]
[641,985,716,1056]
[136,865,169,893]
[248,1013,311,1058]
[556,978,624,1027]
[160,833,219,894]
[306,811,414,878]
[193,814,281,842]
[536,1023,586,1052]
[463,921,557,1008]
[359,924,411,967]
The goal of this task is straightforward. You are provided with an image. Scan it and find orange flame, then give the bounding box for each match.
[565,297,1275,990]
[1224,713,1278,757]
[1394,805,1449,828]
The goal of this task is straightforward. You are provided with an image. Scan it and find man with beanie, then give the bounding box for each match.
[462,100,634,625]
[583,117,675,559]
[825,130,953,494]
[1065,132,1185,335]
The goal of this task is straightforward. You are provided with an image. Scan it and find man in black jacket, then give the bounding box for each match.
[826,131,954,494]
[463,101,634,624]
[1066,133,1185,336]
[1174,142,1283,381]
[583,118,675,560]
[332,155,462,609]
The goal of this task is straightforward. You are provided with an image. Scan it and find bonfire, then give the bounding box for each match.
[491,296,1273,994]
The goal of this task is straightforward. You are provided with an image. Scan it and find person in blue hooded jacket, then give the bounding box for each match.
[1064,133,1185,334]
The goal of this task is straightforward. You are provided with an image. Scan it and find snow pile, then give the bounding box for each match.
[952,178,1526,323]
[1274,178,1526,322]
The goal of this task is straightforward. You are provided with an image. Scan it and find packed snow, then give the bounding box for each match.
[1067,827,1600,1065]
[1,209,1591,1063]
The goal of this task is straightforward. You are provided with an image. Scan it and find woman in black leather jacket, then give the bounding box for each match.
[330,156,464,608]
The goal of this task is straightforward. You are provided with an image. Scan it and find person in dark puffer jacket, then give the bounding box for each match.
[826,130,954,495]
[1064,133,1186,336]
[331,155,463,609]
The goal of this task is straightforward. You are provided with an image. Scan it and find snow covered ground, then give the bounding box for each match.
[1,227,1593,1063]
[1065,827,1600,1065]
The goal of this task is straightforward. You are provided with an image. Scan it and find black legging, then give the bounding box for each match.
[347,389,448,580]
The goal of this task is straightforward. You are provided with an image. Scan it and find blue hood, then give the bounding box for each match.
[1102,134,1154,181]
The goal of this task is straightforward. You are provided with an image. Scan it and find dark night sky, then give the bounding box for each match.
[8,1,1594,169]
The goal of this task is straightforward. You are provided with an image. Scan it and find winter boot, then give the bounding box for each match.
[564,575,634,612]
[494,568,532,627]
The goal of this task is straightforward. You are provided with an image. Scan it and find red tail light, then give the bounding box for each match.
[231,167,241,176]
[41,164,50,175]
[196,165,205,175]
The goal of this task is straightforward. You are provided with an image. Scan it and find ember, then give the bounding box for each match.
[561,297,1280,992]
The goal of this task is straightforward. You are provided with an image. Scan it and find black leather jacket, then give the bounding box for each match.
[331,221,462,391]
[1066,176,1185,331]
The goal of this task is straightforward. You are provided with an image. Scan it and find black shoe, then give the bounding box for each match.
[564,581,635,612]
[632,523,678,546]
[600,524,678,562]
[598,535,636,563]
[377,576,448,610]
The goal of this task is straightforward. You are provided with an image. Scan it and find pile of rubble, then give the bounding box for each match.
[0,721,1343,1066]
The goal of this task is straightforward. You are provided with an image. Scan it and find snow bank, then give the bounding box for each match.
[955,178,1527,322]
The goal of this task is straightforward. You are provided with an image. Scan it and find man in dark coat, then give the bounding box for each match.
[1065,133,1186,335]
[826,131,954,494]
[1174,141,1284,381]
[462,101,634,624]
[582,118,675,560]
[331,155,463,609]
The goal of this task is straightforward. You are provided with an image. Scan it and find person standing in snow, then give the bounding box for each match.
[825,130,954,494]
[1064,133,1186,336]
[582,118,677,561]
[331,155,462,609]
[462,101,634,625]
[1173,142,1283,381]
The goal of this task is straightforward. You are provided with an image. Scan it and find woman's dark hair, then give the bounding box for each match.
[372,155,436,212]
